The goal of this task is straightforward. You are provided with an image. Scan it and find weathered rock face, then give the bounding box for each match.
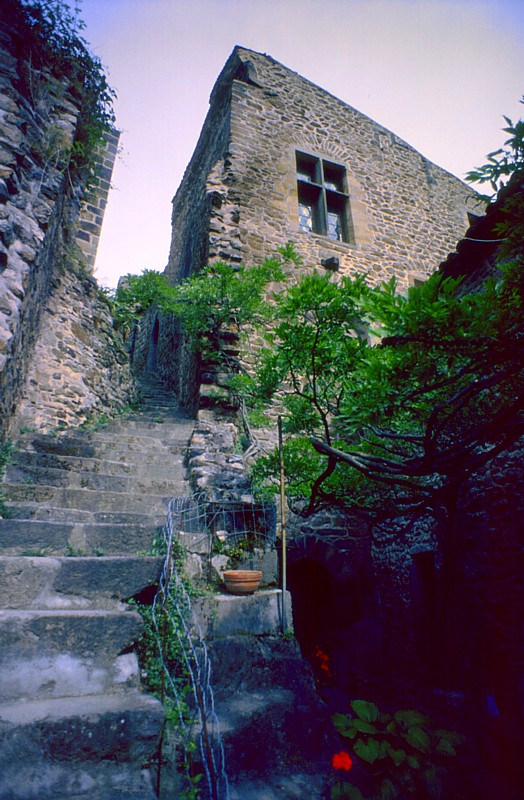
[0,3,133,439]
[12,267,134,435]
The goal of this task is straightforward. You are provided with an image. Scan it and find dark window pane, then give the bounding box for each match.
[296,152,319,183]
[323,162,346,193]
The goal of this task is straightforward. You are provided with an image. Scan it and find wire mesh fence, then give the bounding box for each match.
[150,494,277,800]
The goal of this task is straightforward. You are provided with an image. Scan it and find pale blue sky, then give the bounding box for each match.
[79,0,524,287]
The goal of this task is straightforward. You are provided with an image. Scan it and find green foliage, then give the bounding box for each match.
[131,540,203,797]
[248,245,524,514]
[465,99,524,197]
[0,440,13,519]
[331,700,465,800]
[112,257,284,367]
[165,258,283,359]
[111,270,175,331]
[18,1,116,180]
[247,112,524,517]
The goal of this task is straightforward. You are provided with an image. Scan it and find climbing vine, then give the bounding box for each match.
[14,0,116,180]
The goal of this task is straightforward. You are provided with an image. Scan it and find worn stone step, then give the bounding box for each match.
[19,431,190,459]
[68,428,191,446]
[4,463,187,494]
[0,762,157,800]
[3,502,165,526]
[0,648,141,703]
[0,483,180,514]
[103,414,194,429]
[13,444,187,467]
[0,693,163,799]
[0,608,143,660]
[193,590,292,639]
[0,556,163,609]
[10,450,187,479]
[0,518,161,556]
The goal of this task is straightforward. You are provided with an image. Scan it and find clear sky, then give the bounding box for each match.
[79,0,524,288]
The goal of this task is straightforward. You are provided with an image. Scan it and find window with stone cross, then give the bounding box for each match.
[296,152,352,243]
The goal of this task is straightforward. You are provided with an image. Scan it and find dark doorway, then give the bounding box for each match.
[287,557,382,704]
[146,318,160,373]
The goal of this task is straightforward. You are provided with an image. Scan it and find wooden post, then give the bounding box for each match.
[278,416,287,633]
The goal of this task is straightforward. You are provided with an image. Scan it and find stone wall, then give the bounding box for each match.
[75,129,120,272]
[12,263,134,435]
[0,3,133,439]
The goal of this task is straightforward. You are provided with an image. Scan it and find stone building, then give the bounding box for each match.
[149,45,481,405]
[138,47,524,799]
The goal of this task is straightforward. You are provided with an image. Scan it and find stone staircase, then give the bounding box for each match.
[0,378,195,799]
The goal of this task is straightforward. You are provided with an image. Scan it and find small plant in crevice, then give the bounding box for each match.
[330,700,466,800]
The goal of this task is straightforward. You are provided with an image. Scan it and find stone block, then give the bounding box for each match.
[193,589,292,638]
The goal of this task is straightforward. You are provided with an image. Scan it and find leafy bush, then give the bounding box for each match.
[331,700,465,800]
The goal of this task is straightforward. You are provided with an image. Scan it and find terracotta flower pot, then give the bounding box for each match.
[223,569,262,595]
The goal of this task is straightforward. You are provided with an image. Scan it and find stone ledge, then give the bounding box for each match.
[193,589,292,638]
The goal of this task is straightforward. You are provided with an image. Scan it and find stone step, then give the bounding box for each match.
[0,762,158,800]
[0,693,163,799]
[0,608,143,661]
[4,463,187,494]
[0,648,141,703]
[0,483,179,514]
[9,450,186,479]
[0,518,162,556]
[193,590,292,639]
[19,431,191,458]
[3,502,165,526]
[0,556,163,609]
[103,414,194,429]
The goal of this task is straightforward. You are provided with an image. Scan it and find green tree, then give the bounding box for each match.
[249,111,524,520]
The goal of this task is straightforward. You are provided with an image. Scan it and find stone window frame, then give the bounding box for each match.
[295,151,354,244]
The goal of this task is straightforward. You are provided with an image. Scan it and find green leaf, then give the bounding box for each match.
[380,778,399,800]
[403,726,431,753]
[331,783,365,800]
[354,737,381,764]
[435,729,466,747]
[386,744,406,766]
[352,719,378,734]
[351,700,379,723]
[394,709,430,728]
[435,738,456,756]
[332,713,355,738]
[407,755,420,769]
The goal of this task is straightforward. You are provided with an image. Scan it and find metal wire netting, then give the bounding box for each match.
[150,495,276,800]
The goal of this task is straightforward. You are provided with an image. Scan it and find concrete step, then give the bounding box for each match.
[4,463,187,494]
[0,556,163,609]
[0,608,143,660]
[0,693,163,799]
[0,518,162,555]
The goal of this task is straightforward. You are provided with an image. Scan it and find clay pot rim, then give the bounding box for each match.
[223,570,262,580]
